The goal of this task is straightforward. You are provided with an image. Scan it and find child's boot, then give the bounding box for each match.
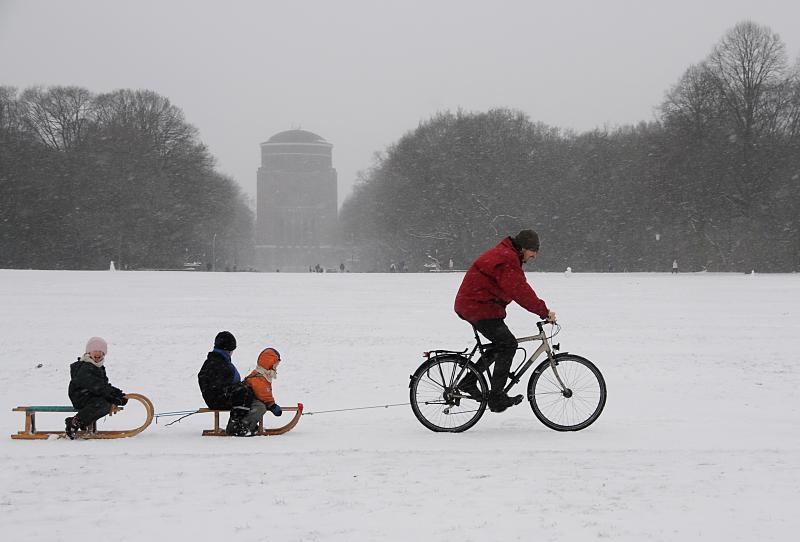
[64,416,81,440]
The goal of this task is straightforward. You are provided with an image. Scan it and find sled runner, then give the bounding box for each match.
[200,403,303,436]
[10,393,155,440]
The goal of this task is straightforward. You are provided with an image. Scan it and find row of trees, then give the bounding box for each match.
[341,22,800,272]
[0,86,253,270]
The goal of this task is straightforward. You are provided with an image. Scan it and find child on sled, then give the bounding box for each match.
[235,347,283,436]
[65,337,128,439]
[198,331,255,434]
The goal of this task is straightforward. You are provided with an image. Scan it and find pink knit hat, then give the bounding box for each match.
[85,337,108,354]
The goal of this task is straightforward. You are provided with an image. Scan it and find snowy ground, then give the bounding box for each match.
[1,269,798,541]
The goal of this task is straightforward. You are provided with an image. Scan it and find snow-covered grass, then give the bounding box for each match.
[1,269,798,541]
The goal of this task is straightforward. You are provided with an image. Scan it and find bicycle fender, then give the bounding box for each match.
[530,352,587,376]
[555,352,593,362]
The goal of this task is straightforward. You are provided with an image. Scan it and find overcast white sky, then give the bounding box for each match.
[1,0,798,207]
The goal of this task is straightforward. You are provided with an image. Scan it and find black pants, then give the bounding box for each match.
[472,318,518,394]
[74,396,114,427]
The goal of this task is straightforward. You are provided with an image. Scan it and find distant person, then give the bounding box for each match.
[65,337,128,439]
[672,259,679,274]
[197,331,253,435]
[340,262,345,273]
[237,347,284,436]
[454,230,555,413]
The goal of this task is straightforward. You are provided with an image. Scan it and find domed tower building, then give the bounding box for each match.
[255,129,340,271]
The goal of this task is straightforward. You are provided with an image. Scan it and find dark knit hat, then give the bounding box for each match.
[513,230,540,251]
[214,331,237,351]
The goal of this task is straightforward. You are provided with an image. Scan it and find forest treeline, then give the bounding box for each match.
[2,21,798,272]
[0,86,253,270]
[340,21,800,272]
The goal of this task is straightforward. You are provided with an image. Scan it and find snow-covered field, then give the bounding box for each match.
[1,269,798,541]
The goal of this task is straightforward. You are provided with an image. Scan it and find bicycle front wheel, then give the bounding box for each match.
[409,355,488,432]
[527,354,606,431]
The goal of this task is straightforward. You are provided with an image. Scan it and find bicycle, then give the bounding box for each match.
[409,321,606,432]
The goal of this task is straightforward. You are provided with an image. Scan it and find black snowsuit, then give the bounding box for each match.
[68,358,125,427]
[197,350,252,410]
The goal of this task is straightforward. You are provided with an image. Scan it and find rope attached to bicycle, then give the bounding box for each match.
[302,402,410,415]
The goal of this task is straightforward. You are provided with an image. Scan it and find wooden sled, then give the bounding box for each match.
[200,403,304,436]
[10,393,155,440]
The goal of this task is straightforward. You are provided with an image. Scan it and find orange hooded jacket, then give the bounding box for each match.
[243,348,280,405]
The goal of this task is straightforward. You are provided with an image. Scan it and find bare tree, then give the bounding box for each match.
[93,89,202,167]
[708,21,787,138]
[707,22,788,213]
[661,63,722,141]
[18,86,95,150]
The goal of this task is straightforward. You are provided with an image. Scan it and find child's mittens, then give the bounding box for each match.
[268,403,282,417]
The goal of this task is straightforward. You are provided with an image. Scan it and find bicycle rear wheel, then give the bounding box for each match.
[409,355,488,432]
[527,354,606,431]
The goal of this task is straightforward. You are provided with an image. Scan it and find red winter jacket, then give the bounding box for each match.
[454,237,549,322]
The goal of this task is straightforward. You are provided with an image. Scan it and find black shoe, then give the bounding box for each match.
[226,406,251,436]
[238,424,260,437]
[225,413,252,436]
[487,393,523,413]
[456,378,483,401]
[64,417,79,440]
[225,421,247,436]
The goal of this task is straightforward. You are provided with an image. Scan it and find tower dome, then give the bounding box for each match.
[260,129,333,171]
[266,129,327,144]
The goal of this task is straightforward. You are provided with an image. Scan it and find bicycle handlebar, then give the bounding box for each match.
[536,319,556,331]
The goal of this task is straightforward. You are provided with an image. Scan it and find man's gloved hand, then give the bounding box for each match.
[268,403,282,417]
[110,389,127,406]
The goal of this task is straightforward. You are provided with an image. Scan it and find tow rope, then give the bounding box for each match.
[153,402,410,423]
[153,409,201,426]
[302,402,410,415]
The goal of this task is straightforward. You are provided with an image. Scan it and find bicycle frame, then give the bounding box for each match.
[446,321,567,395]
[505,324,568,394]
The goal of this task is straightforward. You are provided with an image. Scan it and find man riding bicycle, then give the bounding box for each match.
[454,229,556,412]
